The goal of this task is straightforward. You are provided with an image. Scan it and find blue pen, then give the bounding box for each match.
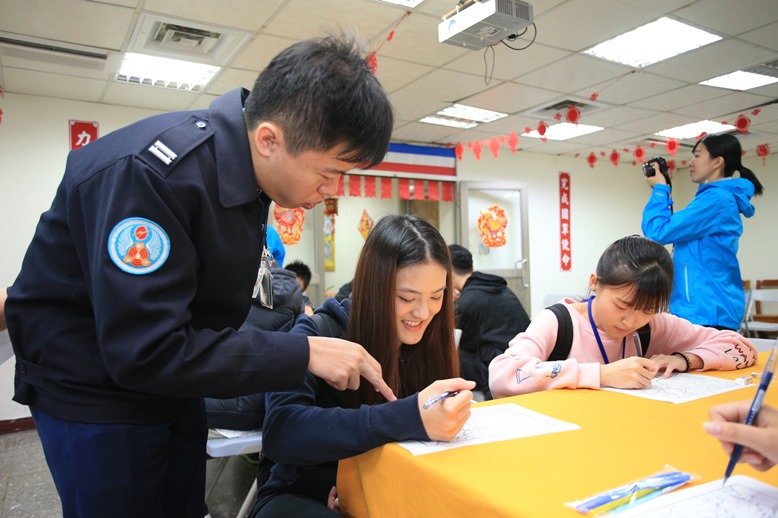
[574,470,691,513]
[423,391,459,409]
[722,342,778,486]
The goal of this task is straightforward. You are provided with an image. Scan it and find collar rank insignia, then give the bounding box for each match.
[108,217,170,275]
[148,140,177,165]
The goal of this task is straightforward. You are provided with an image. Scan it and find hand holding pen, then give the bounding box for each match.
[704,342,778,478]
[418,378,476,442]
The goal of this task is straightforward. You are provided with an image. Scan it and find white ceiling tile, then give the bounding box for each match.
[102,82,196,111]
[630,84,729,111]
[674,0,778,36]
[518,54,632,93]
[4,67,106,102]
[142,0,287,32]
[205,68,259,96]
[460,81,562,114]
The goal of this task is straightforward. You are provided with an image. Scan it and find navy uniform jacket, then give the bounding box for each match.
[6,88,309,424]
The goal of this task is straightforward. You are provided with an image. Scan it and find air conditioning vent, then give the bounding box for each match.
[523,96,608,119]
[128,13,252,66]
[744,59,778,79]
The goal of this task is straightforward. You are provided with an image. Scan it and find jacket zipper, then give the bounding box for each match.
[684,263,690,302]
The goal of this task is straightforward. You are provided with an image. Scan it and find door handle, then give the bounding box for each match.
[515,259,529,288]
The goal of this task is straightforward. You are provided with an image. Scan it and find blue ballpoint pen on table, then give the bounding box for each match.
[722,341,778,486]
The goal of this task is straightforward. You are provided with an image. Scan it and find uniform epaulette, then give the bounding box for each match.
[138,116,214,175]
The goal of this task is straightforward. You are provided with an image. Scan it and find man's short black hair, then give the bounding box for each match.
[285,260,312,290]
[448,244,473,275]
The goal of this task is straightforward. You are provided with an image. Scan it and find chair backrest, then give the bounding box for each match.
[747,288,778,322]
[755,280,778,314]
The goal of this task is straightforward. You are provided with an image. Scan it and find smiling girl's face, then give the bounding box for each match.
[394,261,447,346]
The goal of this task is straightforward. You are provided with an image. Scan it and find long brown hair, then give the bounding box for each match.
[345,214,458,407]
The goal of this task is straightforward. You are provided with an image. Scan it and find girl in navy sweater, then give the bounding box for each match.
[251,214,475,517]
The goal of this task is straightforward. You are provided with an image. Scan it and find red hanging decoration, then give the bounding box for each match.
[599,151,606,157]
[366,52,378,74]
[428,180,440,201]
[413,179,425,200]
[665,138,679,156]
[336,175,345,196]
[366,11,411,74]
[634,145,646,163]
[609,149,620,166]
[735,114,751,134]
[756,143,770,165]
[488,136,501,158]
[523,126,532,134]
[668,160,676,173]
[752,108,761,116]
[567,105,581,125]
[454,141,465,161]
[398,178,411,200]
[381,177,393,199]
[507,131,519,153]
[587,152,597,168]
[441,182,454,202]
[348,175,361,197]
[589,93,599,101]
[470,140,483,160]
[477,204,508,248]
[537,121,548,136]
[363,176,376,198]
[553,112,562,121]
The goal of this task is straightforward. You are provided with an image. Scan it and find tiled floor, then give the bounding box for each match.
[0,428,257,518]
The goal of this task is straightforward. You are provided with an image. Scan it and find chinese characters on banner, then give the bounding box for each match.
[559,172,572,271]
[69,120,98,150]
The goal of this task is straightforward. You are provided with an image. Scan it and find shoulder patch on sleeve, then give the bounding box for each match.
[108,217,170,275]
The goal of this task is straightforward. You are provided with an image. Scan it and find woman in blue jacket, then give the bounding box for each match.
[251,214,475,517]
[642,133,764,330]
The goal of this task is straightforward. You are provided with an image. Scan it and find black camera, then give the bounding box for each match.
[642,156,671,188]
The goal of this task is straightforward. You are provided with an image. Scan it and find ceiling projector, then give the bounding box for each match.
[438,0,534,50]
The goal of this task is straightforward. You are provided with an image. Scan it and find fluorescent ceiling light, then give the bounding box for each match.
[583,18,721,68]
[419,116,478,129]
[117,52,219,91]
[700,70,778,90]
[419,103,507,129]
[524,122,603,141]
[377,0,425,7]
[655,120,735,140]
[437,104,507,123]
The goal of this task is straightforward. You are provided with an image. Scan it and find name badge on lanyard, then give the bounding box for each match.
[252,247,274,309]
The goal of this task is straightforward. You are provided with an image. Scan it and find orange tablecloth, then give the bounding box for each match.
[338,352,778,517]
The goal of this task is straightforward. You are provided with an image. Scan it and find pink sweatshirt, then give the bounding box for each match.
[489,298,758,399]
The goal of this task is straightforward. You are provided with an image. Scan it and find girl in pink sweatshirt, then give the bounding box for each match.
[489,235,757,399]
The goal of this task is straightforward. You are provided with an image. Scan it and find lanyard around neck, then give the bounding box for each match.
[587,296,643,364]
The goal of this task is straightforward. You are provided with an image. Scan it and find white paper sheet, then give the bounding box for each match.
[602,373,751,404]
[397,403,580,455]
[615,475,778,517]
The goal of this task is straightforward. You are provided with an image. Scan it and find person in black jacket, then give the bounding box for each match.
[449,244,530,400]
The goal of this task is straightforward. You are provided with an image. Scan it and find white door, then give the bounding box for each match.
[458,181,530,310]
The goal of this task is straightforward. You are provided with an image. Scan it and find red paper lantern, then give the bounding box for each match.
[471,140,483,160]
[538,121,547,136]
[454,142,464,161]
[756,143,770,165]
[609,149,620,166]
[366,52,378,74]
[488,136,501,158]
[665,138,679,156]
[735,114,750,134]
[507,131,519,153]
[634,145,646,163]
[587,152,597,168]
[523,126,532,134]
[567,105,581,125]
[554,112,562,121]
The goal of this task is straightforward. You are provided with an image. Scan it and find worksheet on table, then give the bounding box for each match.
[397,403,580,455]
[615,475,778,517]
[603,373,751,404]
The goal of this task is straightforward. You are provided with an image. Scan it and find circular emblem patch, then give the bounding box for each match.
[107,217,170,275]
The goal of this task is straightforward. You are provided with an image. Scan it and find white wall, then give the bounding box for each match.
[1,92,776,421]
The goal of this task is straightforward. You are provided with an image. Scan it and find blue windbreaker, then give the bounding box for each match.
[642,179,755,329]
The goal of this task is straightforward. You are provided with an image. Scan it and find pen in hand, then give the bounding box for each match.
[423,391,459,410]
[722,342,778,486]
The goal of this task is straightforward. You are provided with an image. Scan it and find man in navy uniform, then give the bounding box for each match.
[5,33,394,517]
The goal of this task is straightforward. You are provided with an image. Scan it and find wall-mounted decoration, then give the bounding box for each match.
[357,209,374,240]
[273,205,305,245]
[69,120,99,150]
[477,204,508,248]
